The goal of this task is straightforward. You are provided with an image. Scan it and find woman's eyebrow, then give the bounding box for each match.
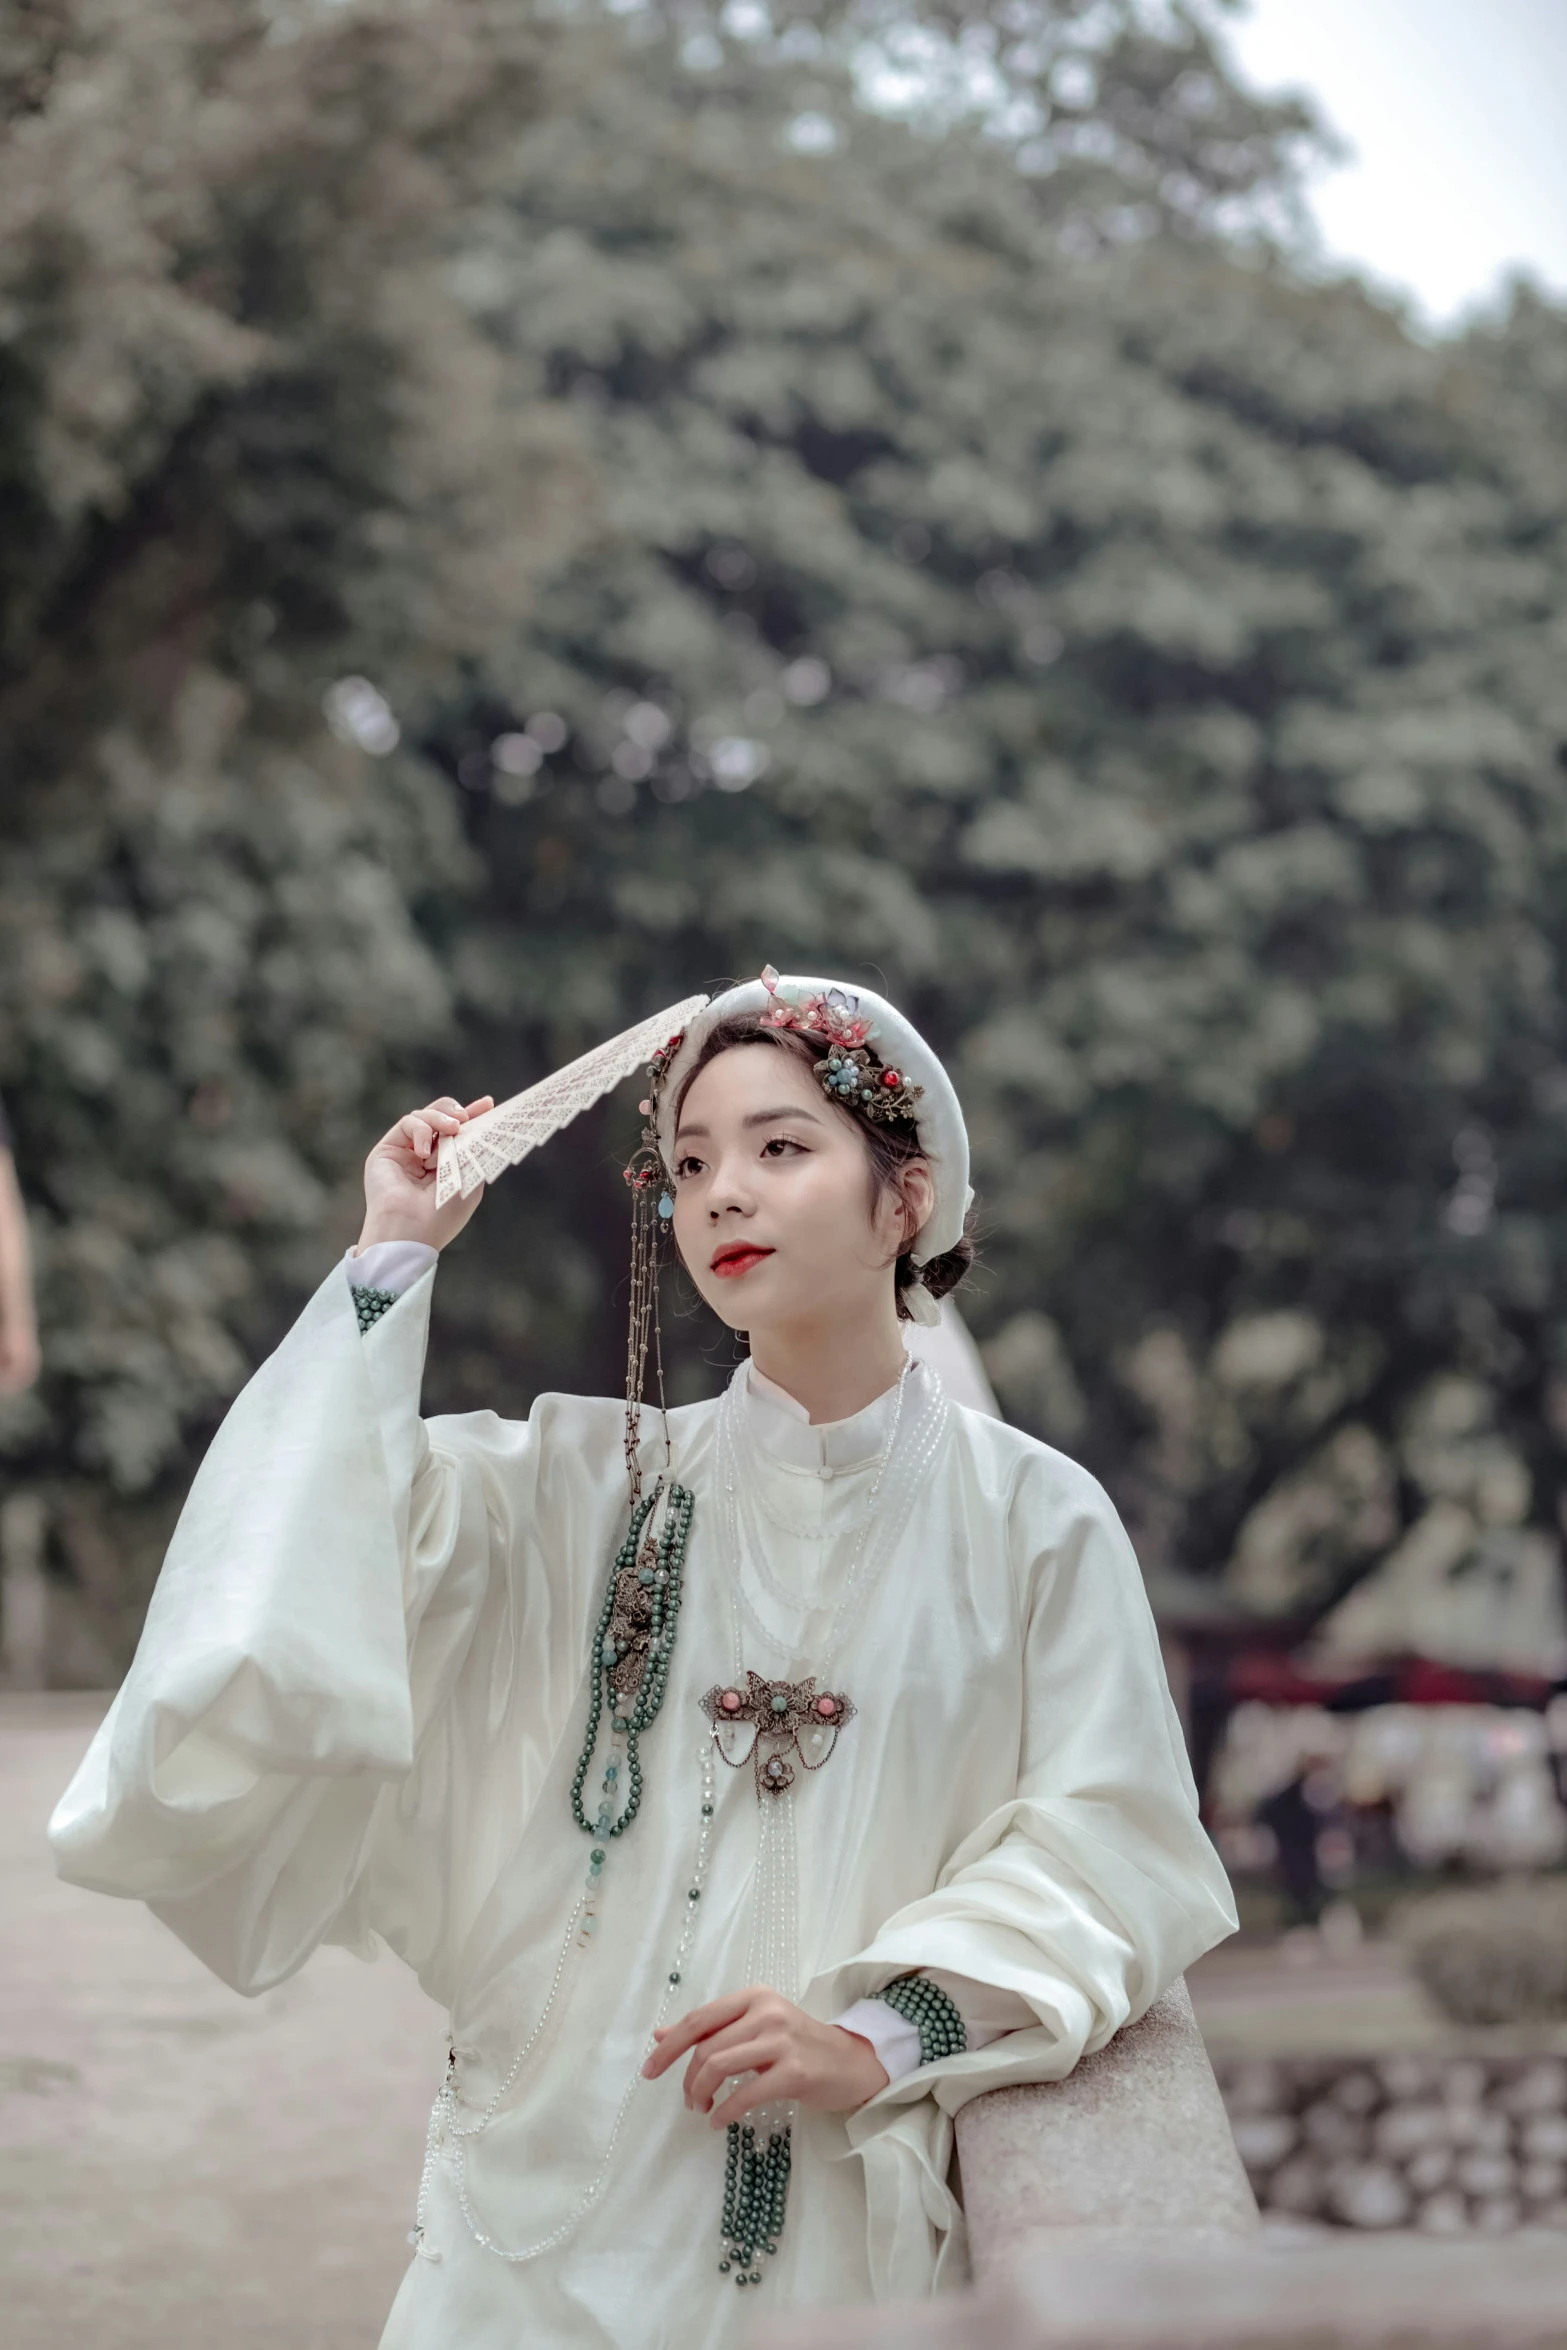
[672,1106,825,1144]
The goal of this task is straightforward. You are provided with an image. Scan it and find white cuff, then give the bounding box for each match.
[831,1970,1032,2086]
[344,1241,438,1296]
[832,1998,922,2085]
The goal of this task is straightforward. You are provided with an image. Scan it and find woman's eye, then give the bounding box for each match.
[674,1155,705,1181]
[761,1137,804,1159]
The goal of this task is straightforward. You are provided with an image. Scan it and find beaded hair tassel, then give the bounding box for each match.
[569,1480,694,1913]
[567,1030,695,1916]
[620,1061,670,1505]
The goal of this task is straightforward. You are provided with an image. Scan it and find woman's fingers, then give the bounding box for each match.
[360,1090,498,1251]
[684,2030,780,2114]
[398,1102,468,1163]
[681,2012,784,2105]
[645,1988,855,2125]
[642,1992,754,2079]
[708,2063,801,2133]
[683,2023,766,2105]
[426,1094,495,1122]
[376,1095,493,1178]
[642,1996,748,2078]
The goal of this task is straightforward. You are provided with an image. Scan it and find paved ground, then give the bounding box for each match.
[1187,1936,1444,2059]
[1189,1931,1567,2062]
[0,1695,447,2350]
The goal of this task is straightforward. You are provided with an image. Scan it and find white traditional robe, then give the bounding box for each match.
[50,1263,1235,2347]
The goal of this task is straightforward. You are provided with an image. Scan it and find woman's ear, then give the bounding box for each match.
[899,1159,936,1249]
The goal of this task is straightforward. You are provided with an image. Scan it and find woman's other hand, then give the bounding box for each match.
[356,1095,495,1255]
[642,1986,889,2126]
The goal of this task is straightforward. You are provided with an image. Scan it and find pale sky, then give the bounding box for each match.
[1222,0,1567,332]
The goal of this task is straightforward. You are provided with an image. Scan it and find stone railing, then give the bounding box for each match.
[761,2236,1567,2348]
[753,1975,1260,2349]
[953,1977,1258,2272]
[755,1984,1567,2345]
[756,1973,1567,2340]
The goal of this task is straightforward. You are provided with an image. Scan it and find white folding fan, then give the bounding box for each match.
[433,994,710,1208]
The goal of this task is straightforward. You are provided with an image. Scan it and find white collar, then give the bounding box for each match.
[746,1365,813,1424]
[740,1355,917,1475]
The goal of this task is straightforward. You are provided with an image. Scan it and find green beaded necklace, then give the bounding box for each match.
[570,1477,695,1842]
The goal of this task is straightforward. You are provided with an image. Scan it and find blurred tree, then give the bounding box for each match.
[3,0,1566,1669]
[0,0,587,1650]
[418,2,1567,1649]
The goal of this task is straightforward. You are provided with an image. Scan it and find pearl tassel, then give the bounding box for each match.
[717,1777,798,2288]
[709,1356,951,2290]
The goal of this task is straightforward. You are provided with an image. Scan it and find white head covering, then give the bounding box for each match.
[432,969,973,1322]
[654,970,973,1304]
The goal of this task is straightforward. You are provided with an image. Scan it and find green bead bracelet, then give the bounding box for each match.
[876,1973,968,2066]
[351,1284,399,1335]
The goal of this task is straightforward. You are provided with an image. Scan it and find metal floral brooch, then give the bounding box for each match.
[699,1671,858,1799]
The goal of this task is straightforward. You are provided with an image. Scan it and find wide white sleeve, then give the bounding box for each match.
[47,1259,590,2001]
[821,1455,1237,2121]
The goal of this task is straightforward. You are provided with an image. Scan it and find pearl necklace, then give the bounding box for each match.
[410,1367,952,2280]
[409,1472,702,2267]
[699,1358,950,2296]
[410,1740,719,2265]
[714,1362,948,2024]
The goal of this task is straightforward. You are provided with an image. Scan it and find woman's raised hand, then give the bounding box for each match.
[642,1987,889,2126]
[356,1095,495,1256]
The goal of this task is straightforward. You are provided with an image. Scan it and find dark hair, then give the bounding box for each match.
[670,1012,974,1320]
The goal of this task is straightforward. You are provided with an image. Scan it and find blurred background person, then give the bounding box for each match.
[1253,1747,1338,1935]
[0,1095,39,1396]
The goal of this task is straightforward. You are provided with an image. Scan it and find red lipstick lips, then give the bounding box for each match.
[710,1244,774,1278]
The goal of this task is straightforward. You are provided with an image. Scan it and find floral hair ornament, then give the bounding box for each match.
[756,966,925,1127]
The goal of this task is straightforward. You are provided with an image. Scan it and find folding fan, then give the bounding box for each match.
[434,994,710,1208]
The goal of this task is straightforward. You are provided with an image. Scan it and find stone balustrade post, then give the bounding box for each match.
[952,1977,1258,2273]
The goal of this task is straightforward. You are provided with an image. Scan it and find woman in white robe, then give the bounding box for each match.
[50,971,1236,2347]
